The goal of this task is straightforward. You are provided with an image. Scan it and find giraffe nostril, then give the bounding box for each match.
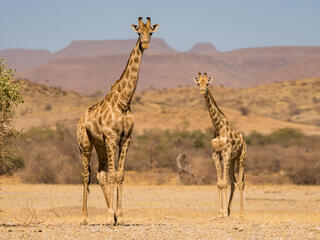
[200,90,206,94]
[141,42,150,49]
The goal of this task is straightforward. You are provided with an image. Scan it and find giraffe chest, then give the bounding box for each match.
[212,137,243,157]
[84,107,134,140]
[100,111,134,135]
[212,129,243,157]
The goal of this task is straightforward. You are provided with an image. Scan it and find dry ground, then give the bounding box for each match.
[1,184,320,239]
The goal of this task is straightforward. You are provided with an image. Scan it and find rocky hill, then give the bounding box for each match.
[14,78,320,135]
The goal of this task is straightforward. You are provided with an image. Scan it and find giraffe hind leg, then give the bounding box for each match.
[238,143,246,218]
[95,143,116,225]
[115,136,132,225]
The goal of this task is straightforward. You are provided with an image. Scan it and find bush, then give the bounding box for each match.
[246,129,320,185]
[0,59,24,175]
[44,104,52,111]
[246,128,310,147]
[246,145,281,174]
[127,129,210,171]
[239,106,250,116]
[89,90,103,98]
[287,166,320,185]
[19,125,84,184]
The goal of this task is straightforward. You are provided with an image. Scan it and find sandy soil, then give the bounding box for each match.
[0,184,320,239]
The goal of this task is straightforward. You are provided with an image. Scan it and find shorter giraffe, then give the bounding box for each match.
[194,73,246,217]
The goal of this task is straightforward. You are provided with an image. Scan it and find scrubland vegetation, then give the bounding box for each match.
[5,125,319,185]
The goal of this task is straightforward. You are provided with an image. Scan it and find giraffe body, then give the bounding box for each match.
[194,73,246,218]
[77,17,159,225]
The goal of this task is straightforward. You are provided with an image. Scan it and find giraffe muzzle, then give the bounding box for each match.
[200,89,206,95]
[141,42,150,49]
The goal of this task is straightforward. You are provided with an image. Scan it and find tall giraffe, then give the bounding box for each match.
[77,17,159,225]
[194,73,246,218]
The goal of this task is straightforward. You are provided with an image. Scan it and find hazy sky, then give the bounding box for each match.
[1,0,319,52]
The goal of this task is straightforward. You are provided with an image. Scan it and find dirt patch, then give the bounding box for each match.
[0,184,320,239]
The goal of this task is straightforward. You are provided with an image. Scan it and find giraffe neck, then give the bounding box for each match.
[204,89,227,132]
[112,39,144,110]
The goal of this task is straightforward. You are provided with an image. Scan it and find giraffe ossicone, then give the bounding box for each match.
[77,17,159,225]
[194,73,247,218]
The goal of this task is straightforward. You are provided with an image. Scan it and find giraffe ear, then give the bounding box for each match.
[194,77,198,84]
[131,24,139,33]
[208,77,212,84]
[152,24,159,33]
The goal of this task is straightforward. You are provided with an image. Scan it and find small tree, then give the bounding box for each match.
[239,106,250,116]
[0,59,24,174]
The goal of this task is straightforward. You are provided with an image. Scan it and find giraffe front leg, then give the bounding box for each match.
[212,151,223,218]
[115,136,131,225]
[106,172,116,225]
[221,149,231,218]
[104,134,117,225]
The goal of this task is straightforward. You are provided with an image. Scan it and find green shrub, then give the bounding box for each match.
[246,128,317,147]
[127,129,212,172]
[0,59,24,175]
[245,129,320,185]
[19,124,84,184]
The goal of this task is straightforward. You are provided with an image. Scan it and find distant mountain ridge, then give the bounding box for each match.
[187,43,219,54]
[54,38,176,57]
[0,49,52,71]
[0,38,175,71]
[1,38,320,93]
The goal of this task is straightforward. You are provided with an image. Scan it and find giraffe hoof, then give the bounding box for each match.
[115,209,124,225]
[218,210,228,218]
[81,217,88,226]
[106,209,115,225]
[106,216,115,225]
[115,216,124,226]
[219,210,225,218]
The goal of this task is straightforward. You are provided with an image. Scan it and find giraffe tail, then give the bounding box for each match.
[87,166,91,193]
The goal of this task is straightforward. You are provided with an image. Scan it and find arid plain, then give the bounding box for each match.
[1,183,320,239]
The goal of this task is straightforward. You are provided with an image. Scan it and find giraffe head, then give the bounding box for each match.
[194,72,213,95]
[131,17,159,49]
